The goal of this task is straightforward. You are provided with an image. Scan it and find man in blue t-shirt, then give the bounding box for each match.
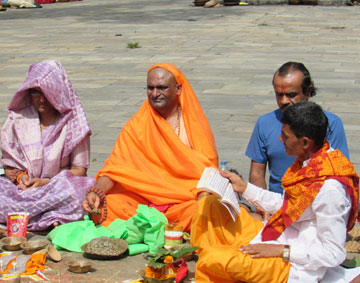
[246,62,349,194]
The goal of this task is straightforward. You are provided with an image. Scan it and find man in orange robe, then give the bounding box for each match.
[191,101,359,283]
[82,63,218,231]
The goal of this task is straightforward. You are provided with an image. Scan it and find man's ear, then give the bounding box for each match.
[302,137,312,149]
[176,84,182,96]
[305,85,313,98]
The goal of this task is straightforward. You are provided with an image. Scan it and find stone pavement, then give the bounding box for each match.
[1,0,360,282]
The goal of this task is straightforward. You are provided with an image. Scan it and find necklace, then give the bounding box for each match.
[175,105,181,137]
[40,111,60,132]
[40,124,47,131]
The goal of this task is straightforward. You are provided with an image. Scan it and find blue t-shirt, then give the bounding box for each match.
[246,109,349,194]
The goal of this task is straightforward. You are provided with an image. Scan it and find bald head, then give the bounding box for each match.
[148,68,177,85]
[147,67,181,118]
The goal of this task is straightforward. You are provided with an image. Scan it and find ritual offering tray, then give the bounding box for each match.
[1,236,26,251]
[81,237,128,259]
[20,240,48,254]
[140,270,175,283]
[67,260,92,273]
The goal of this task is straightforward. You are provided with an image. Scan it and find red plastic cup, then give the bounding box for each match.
[7,212,29,237]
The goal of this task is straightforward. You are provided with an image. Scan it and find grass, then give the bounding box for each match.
[127,42,140,49]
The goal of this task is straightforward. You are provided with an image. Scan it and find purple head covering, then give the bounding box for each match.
[1,60,91,177]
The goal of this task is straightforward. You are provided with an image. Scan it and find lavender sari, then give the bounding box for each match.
[0,60,95,231]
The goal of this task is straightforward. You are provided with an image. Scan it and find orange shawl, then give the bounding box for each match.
[262,141,359,241]
[96,63,218,205]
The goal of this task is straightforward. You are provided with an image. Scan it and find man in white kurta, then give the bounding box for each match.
[191,102,359,283]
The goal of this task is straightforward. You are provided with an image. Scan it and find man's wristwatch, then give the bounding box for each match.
[283,245,290,261]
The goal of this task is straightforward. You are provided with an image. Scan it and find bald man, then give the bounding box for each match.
[82,63,218,231]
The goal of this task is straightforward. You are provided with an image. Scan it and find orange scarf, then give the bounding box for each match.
[96,63,218,204]
[262,141,359,241]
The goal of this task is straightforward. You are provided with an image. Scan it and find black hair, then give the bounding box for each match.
[281,101,328,147]
[275,62,317,97]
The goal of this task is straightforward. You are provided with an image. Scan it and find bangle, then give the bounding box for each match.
[16,170,28,184]
[86,186,107,225]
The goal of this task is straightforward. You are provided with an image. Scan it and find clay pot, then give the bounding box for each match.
[67,260,92,273]
[20,240,48,254]
[1,237,26,251]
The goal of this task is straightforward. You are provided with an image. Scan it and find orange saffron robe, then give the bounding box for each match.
[191,142,359,283]
[93,63,218,231]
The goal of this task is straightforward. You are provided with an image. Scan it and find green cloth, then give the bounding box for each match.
[47,215,127,252]
[128,243,149,255]
[125,205,168,254]
[48,205,168,254]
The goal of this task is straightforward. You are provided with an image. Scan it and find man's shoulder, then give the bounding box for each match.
[256,109,282,126]
[258,109,280,118]
[323,110,343,123]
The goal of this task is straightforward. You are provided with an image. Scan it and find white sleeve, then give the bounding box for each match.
[290,179,351,269]
[242,182,284,214]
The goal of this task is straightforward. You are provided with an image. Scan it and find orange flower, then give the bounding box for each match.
[163,256,174,263]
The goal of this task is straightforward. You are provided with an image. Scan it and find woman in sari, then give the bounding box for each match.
[0,60,95,231]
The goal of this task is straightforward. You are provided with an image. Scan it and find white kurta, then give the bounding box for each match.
[243,175,360,282]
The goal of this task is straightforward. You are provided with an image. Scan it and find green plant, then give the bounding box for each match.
[148,246,198,269]
[258,22,268,26]
[127,42,140,49]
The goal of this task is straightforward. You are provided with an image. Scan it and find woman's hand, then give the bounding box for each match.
[239,244,285,258]
[220,170,248,194]
[27,178,50,189]
[82,192,100,212]
[17,177,50,190]
[5,167,21,183]
[17,174,30,190]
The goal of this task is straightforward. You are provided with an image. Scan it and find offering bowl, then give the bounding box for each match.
[67,260,92,273]
[20,240,48,254]
[1,237,26,251]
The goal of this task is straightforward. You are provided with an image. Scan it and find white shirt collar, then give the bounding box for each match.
[302,147,334,168]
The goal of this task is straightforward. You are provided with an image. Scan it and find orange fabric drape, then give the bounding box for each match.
[94,63,218,231]
[191,196,291,283]
[262,141,359,241]
[0,254,45,275]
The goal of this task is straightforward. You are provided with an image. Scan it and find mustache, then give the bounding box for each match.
[150,95,165,101]
[281,104,289,111]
